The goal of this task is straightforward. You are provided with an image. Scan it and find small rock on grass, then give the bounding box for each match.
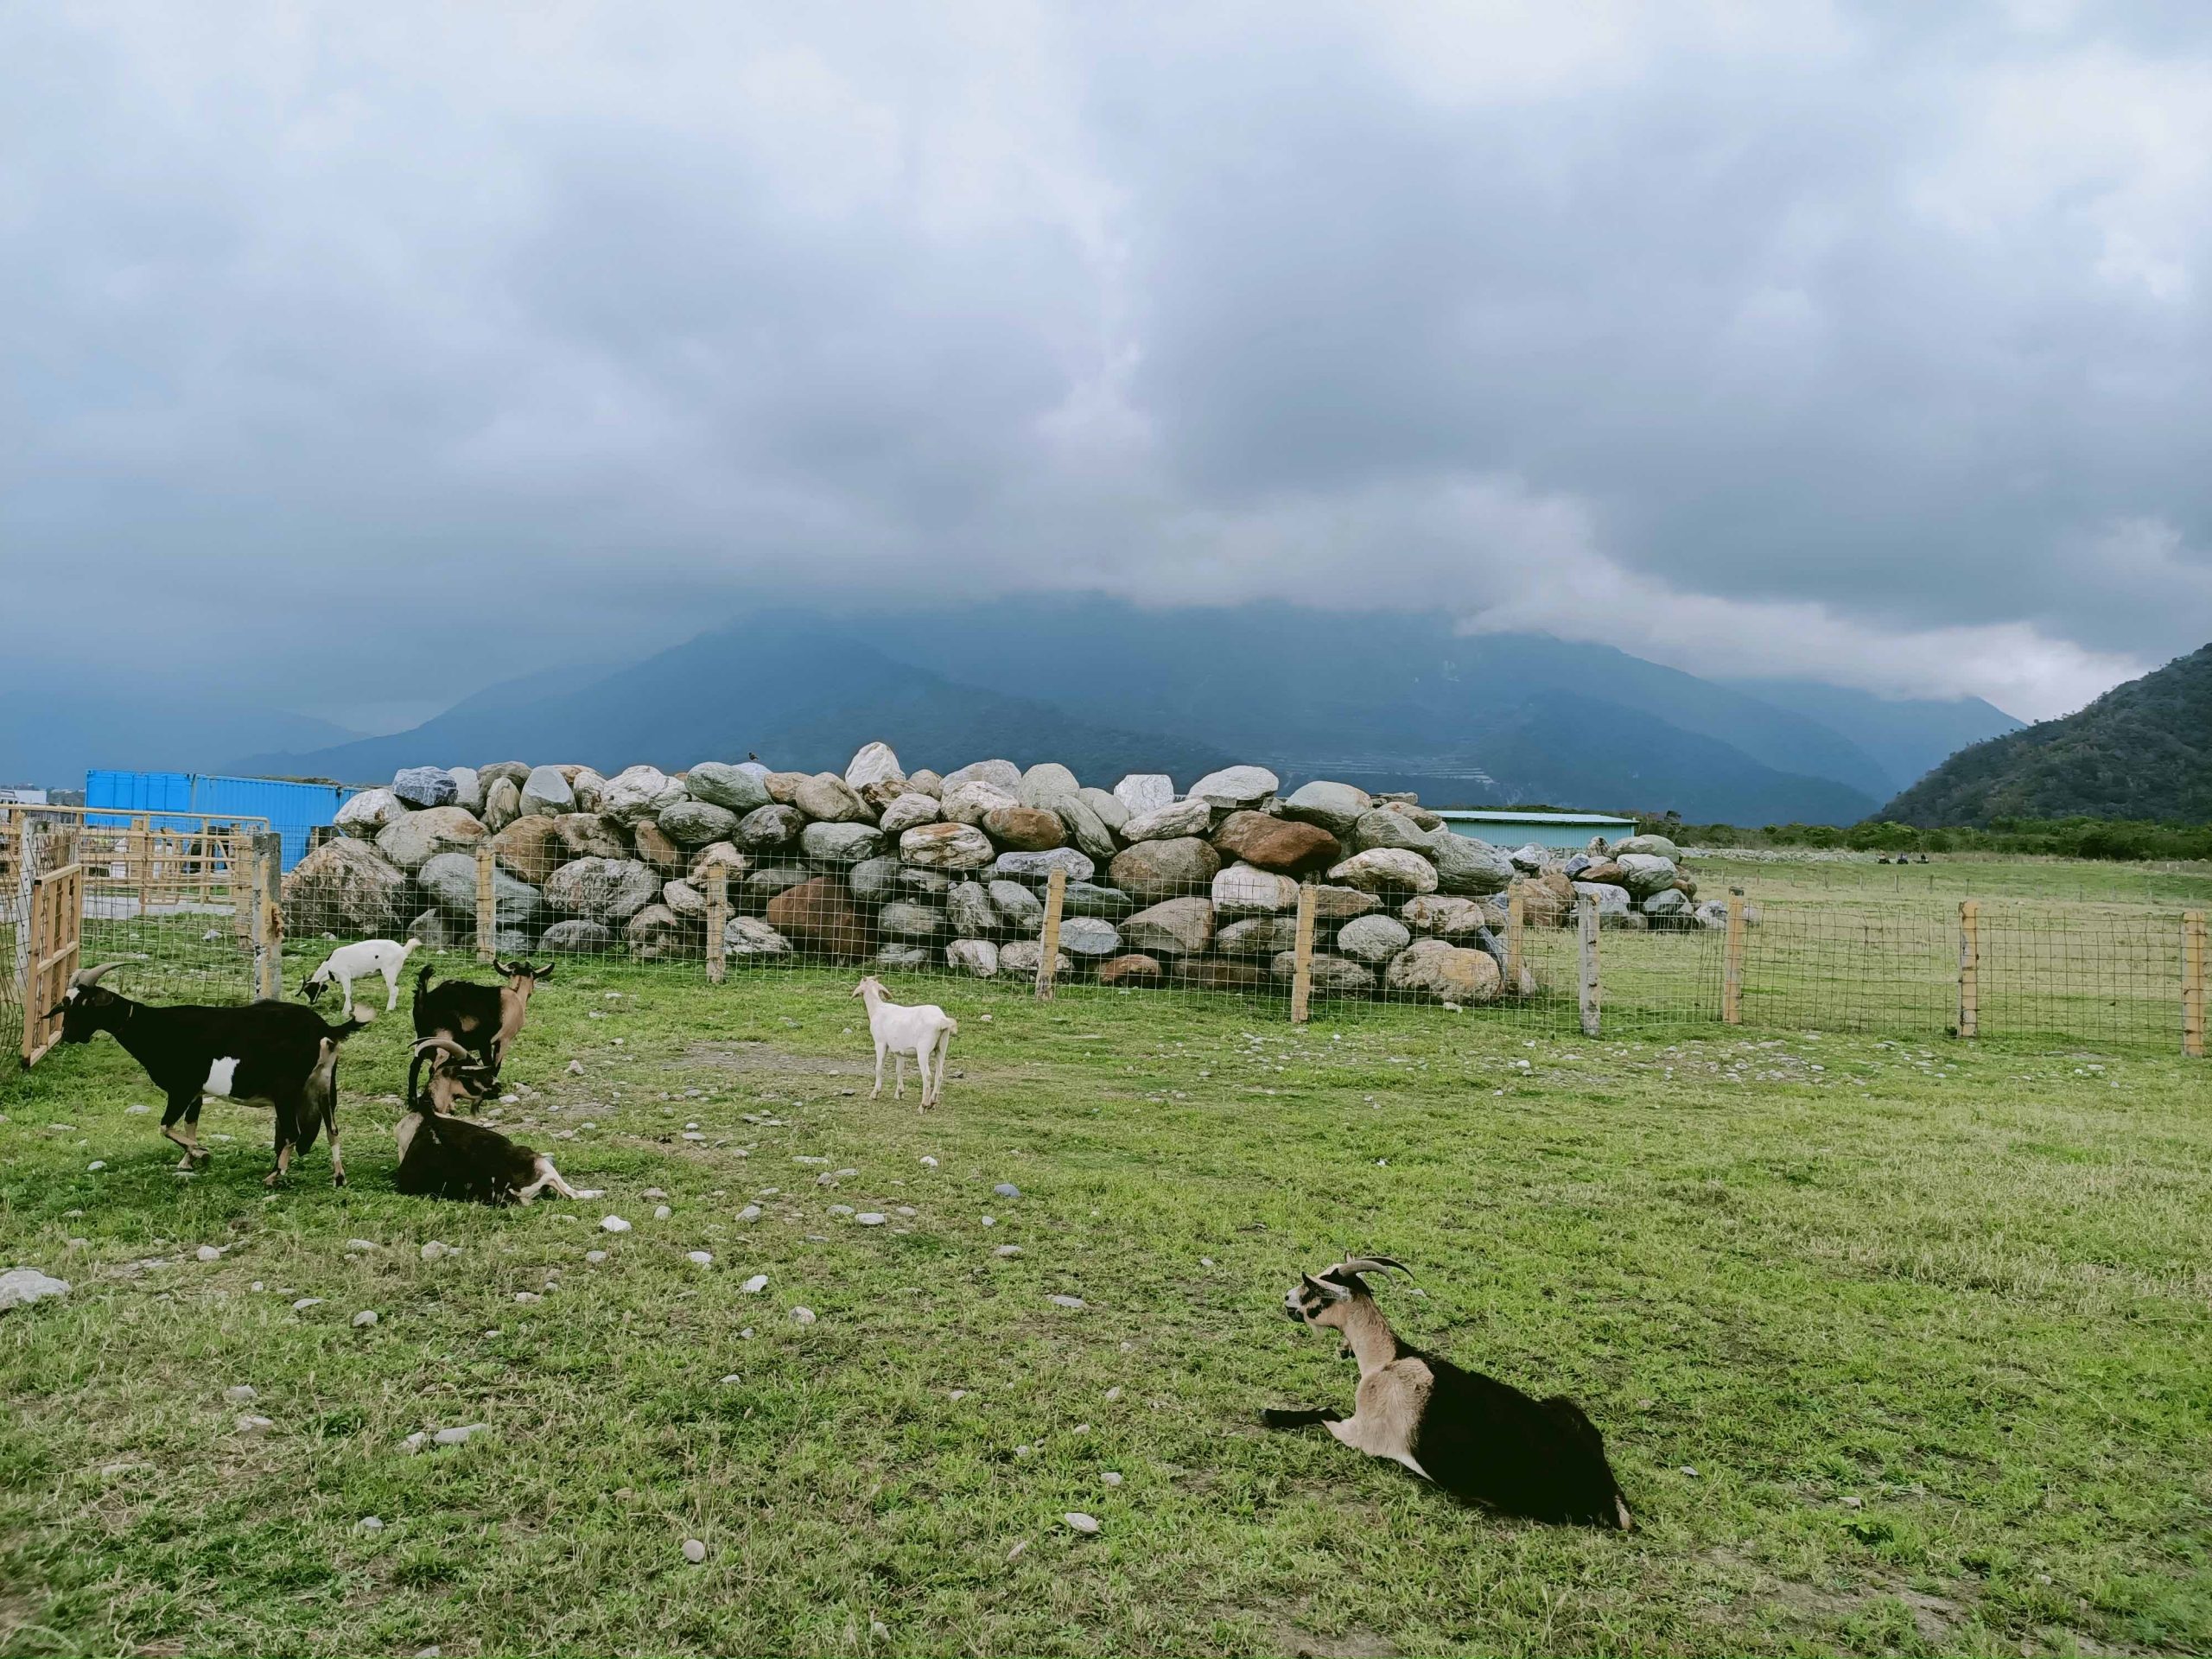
[688,1251,714,1267]
[292,1298,324,1311]
[789,1306,817,1325]
[1101,1471,1122,1487]
[353,1310,379,1328]
[421,1241,450,1262]
[600,1216,632,1234]
[346,1238,379,1252]
[434,1424,487,1446]
[225,1384,257,1403]
[995,1244,1022,1257]
[1049,1294,1086,1310]
[856,1213,886,1226]
[642,1188,668,1199]
[736,1205,761,1222]
[236,1414,274,1435]
[682,1538,707,1564]
[585,1250,607,1264]
[919,1155,938,1167]
[741,1274,768,1294]
[994,1183,1020,1198]
[654,1205,672,1221]
[1064,1512,1101,1535]
[357,1516,384,1533]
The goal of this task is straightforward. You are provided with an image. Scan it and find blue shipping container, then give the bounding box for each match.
[85,770,356,870]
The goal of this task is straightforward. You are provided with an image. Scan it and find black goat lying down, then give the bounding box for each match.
[395,1038,597,1205]
[50,963,369,1185]
[1264,1257,1633,1529]
[412,958,552,1078]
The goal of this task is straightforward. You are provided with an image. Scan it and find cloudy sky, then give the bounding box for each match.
[6,1,2209,729]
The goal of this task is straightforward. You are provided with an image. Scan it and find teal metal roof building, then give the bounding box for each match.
[1435,809,1637,849]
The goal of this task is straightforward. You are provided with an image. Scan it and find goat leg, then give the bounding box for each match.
[264,1141,294,1188]
[1261,1407,1345,1429]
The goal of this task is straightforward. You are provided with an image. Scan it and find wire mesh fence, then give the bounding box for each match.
[12,766,2207,1061]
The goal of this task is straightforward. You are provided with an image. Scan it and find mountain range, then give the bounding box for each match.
[1882,643,2212,826]
[201,598,2028,824]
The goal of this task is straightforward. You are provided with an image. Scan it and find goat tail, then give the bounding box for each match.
[943,1016,960,1036]
[321,1007,375,1042]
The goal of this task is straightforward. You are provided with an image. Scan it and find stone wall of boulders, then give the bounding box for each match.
[282,746,1721,1004]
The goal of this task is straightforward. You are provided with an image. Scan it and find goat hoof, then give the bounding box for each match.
[262,1173,282,1189]
[332,1173,346,1188]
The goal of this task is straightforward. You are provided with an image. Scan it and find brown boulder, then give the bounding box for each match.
[982,805,1067,852]
[553,811,631,861]
[1211,810,1340,874]
[630,818,685,877]
[283,837,409,937]
[490,815,564,882]
[764,876,872,962]
[1172,957,1266,992]
[1096,953,1163,986]
[1510,870,1574,926]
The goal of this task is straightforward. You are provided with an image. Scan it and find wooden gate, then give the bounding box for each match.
[21,837,82,1068]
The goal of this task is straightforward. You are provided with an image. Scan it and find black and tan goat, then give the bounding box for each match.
[1263,1256,1633,1529]
[395,1037,597,1205]
[48,963,369,1185]
[411,958,553,1084]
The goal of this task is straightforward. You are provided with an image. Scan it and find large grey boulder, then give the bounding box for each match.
[541,918,614,955]
[877,793,942,836]
[849,857,906,904]
[520,766,575,817]
[543,856,660,925]
[408,906,470,950]
[800,822,883,867]
[1120,798,1211,843]
[375,806,486,874]
[1061,880,1134,919]
[947,881,998,938]
[1616,854,1680,899]
[601,765,677,822]
[735,804,805,850]
[625,903,691,961]
[794,772,873,824]
[1573,881,1634,923]
[686,762,772,815]
[658,800,739,848]
[1017,762,1081,810]
[1337,913,1413,965]
[906,768,944,798]
[941,780,1019,825]
[661,879,708,921]
[1052,791,1121,863]
[1212,862,1300,919]
[1121,896,1216,956]
[1280,780,1371,839]
[0,1268,70,1313]
[284,838,410,937]
[943,759,1021,792]
[1312,884,1382,922]
[878,901,944,942]
[899,823,995,870]
[874,944,932,969]
[1427,832,1516,897]
[334,787,406,838]
[993,848,1095,884]
[1270,950,1374,995]
[1384,938,1503,1004]
[419,850,543,931]
[687,841,747,882]
[1641,887,1691,920]
[1112,773,1175,816]
[477,760,531,789]
[946,938,999,977]
[552,812,631,861]
[1400,893,1492,939]
[1328,848,1439,896]
[988,880,1044,931]
[1509,842,1551,874]
[1217,916,1301,957]
[1058,917,1122,958]
[391,766,457,809]
[724,916,794,960]
[480,777,521,832]
[569,767,606,811]
[899,868,951,898]
[1076,786,1128,832]
[1352,808,1442,855]
[1108,838,1218,904]
[1185,766,1278,812]
[1612,833,1679,859]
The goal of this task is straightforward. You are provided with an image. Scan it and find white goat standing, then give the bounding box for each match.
[851,976,958,1110]
[302,938,420,1016]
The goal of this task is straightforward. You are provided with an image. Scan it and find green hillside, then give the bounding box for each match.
[1881,644,2212,826]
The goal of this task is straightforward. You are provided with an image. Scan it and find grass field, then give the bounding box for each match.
[3,955,2207,1656]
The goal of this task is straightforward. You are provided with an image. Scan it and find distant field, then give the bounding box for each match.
[3,962,2207,1656]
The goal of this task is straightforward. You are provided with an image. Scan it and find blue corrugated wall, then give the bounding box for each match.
[85,771,355,868]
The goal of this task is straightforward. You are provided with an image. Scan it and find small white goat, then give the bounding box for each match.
[302,938,421,1016]
[851,976,957,1110]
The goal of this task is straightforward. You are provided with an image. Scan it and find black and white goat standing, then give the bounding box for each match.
[395,1037,597,1205]
[1264,1257,1633,1529]
[411,958,553,1079]
[48,963,370,1185]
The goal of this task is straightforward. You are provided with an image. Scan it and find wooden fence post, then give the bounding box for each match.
[474,843,497,964]
[133,815,150,915]
[1721,888,1746,1025]
[707,868,729,985]
[2184,911,2205,1059]
[1576,893,1600,1037]
[1289,879,1318,1025]
[1957,899,1980,1039]
[1505,887,1525,996]
[10,807,31,999]
[253,831,284,1000]
[1035,865,1067,1000]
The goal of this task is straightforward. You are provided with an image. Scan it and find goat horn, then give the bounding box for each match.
[1338,1256,1415,1282]
[411,1036,472,1061]
[71,962,124,989]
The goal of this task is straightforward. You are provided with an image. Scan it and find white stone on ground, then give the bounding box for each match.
[421,1241,449,1261]
[919,1155,938,1167]
[346,1239,379,1252]
[736,1205,761,1221]
[1049,1295,1085,1309]
[600,1216,632,1233]
[720,1374,741,1384]
[1064,1512,1101,1535]
[225,1385,257,1403]
[402,1432,427,1453]
[585,1249,607,1263]
[995,1245,1021,1257]
[196,1245,225,1262]
[292,1298,324,1311]
[357,1516,384,1533]
[688,1251,713,1267]
[856,1213,886,1226]
[654,1205,672,1220]
[0,1268,72,1312]
[353,1310,379,1328]
[1104,1386,1122,1402]
[682,1538,707,1564]
[1102,1471,1122,1486]
[236,1414,274,1435]
[741,1274,768,1294]
[789,1306,817,1325]
[434,1424,487,1446]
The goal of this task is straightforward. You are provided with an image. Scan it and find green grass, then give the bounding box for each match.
[3,959,2207,1656]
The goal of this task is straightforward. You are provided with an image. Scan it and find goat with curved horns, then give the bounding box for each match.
[395,1038,600,1205]
[1264,1256,1633,1529]
[49,963,370,1185]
